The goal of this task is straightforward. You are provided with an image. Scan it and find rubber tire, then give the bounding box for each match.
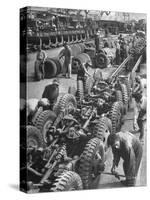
[77,80,84,101]
[34,60,42,81]
[50,171,83,192]
[115,90,124,114]
[27,125,45,148]
[53,93,77,115]
[124,78,131,98]
[95,53,109,69]
[68,86,77,96]
[93,117,112,140]
[33,110,57,143]
[44,58,57,78]
[110,101,122,134]
[120,84,128,114]
[78,137,105,189]
[116,90,123,102]
[123,78,132,109]
[51,58,63,75]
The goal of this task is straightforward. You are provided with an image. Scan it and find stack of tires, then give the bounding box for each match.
[72,53,92,74]
[34,42,86,80]
[95,48,116,69]
[44,57,64,78]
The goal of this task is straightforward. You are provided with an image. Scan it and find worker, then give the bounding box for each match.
[59,42,72,78]
[41,79,59,109]
[107,131,143,186]
[77,60,92,84]
[36,47,47,79]
[93,68,103,85]
[132,76,146,141]
[118,34,123,43]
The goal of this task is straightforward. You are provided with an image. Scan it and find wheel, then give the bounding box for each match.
[68,86,77,96]
[77,80,84,101]
[120,84,128,114]
[123,78,131,98]
[78,138,105,189]
[123,77,132,108]
[33,110,56,143]
[95,53,109,68]
[44,58,57,78]
[115,90,124,114]
[93,117,112,148]
[53,93,77,115]
[84,76,94,95]
[116,90,123,102]
[27,125,45,148]
[50,171,83,192]
[34,60,42,81]
[110,101,122,134]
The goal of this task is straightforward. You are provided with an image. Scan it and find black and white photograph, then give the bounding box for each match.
[20,6,147,193]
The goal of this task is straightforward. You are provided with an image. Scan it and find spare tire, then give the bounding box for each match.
[44,58,57,78]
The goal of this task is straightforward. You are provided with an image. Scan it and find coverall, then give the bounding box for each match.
[60,45,72,78]
[133,77,146,140]
[107,131,143,186]
[42,83,59,109]
[133,95,146,140]
[36,50,47,79]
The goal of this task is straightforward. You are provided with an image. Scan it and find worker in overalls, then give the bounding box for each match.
[132,76,146,142]
[36,47,47,79]
[41,79,59,109]
[60,42,72,78]
[77,61,91,85]
[108,131,143,186]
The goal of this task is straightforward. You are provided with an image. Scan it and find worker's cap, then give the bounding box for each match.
[52,79,59,86]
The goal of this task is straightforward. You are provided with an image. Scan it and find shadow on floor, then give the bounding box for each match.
[9,184,19,191]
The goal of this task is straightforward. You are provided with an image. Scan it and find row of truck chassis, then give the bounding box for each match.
[21,36,146,192]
